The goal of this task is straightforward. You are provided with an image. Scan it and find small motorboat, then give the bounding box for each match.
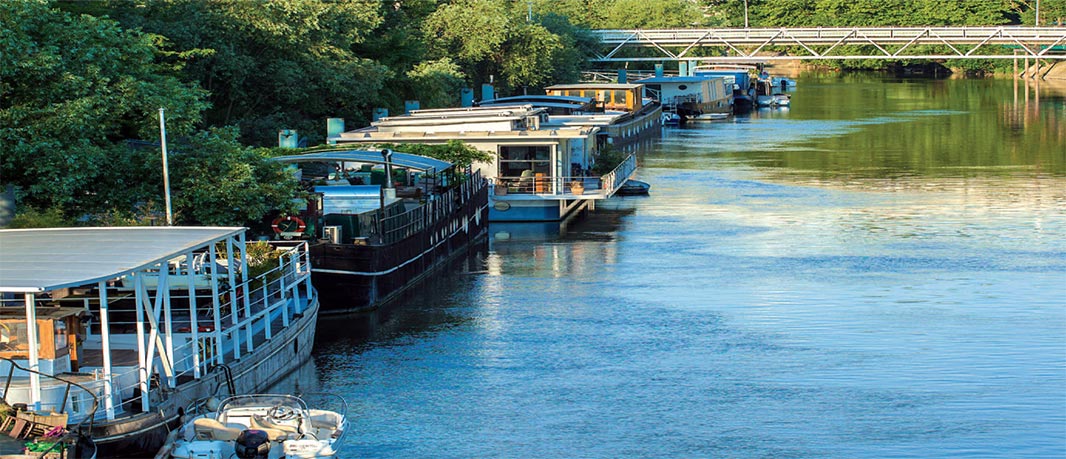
[756,93,791,107]
[158,394,348,459]
[616,180,650,196]
[661,112,681,126]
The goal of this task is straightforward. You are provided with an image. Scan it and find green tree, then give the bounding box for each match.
[406,58,467,109]
[603,0,703,28]
[168,128,298,226]
[95,0,390,146]
[0,0,206,215]
[422,0,587,94]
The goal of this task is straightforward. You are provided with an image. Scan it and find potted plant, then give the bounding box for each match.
[570,180,585,195]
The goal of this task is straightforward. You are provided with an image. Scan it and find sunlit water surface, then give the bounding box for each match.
[286,76,1066,458]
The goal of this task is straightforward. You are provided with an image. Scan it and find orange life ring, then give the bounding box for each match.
[271,216,306,235]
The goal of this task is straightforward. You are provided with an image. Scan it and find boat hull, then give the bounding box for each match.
[310,186,489,314]
[92,298,321,458]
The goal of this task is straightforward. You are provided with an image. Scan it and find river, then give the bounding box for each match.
[293,74,1066,458]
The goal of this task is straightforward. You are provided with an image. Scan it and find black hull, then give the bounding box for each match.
[311,182,490,314]
[90,411,177,458]
[83,297,320,458]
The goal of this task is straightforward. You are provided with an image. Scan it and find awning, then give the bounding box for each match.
[272,150,453,172]
[0,227,245,293]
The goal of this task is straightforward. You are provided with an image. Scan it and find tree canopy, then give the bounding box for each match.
[3,0,1056,228]
[1,0,205,214]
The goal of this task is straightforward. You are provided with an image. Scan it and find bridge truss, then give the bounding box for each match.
[590,27,1066,62]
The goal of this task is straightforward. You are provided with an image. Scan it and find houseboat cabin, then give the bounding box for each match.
[331,105,637,222]
[544,83,646,112]
[636,75,732,121]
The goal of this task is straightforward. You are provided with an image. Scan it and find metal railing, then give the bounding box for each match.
[589,27,1066,61]
[490,154,637,198]
[356,169,488,245]
[0,241,313,423]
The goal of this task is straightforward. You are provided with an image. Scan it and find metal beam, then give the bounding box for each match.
[589,27,1066,61]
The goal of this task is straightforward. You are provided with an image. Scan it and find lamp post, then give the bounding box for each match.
[744,0,749,29]
[158,108,173,226]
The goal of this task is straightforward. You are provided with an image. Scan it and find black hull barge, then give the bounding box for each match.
[274,150,489,314]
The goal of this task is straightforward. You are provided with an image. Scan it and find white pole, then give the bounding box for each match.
[134,274,149,412]
[187,251,201,380]
[159,108,173,226]
[24,294,41,412]
[744,0,749,28]
[97,281,115,420]
[1036,0,1040,26]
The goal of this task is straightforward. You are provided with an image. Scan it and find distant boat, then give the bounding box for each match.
[635,75,732,123]
[757,93,791,107]
[616,179,650,196]
[772,77,797,91]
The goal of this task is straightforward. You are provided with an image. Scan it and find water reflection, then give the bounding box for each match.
[307,76,1065,458]
[656,76,1064,183]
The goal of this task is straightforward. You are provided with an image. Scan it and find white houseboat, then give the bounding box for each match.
[0,227,318,457]
[330,106,637,222]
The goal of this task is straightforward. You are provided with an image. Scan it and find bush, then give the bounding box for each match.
[6,207,73,228]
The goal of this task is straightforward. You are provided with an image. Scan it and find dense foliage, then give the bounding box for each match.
[3,0,1057,228]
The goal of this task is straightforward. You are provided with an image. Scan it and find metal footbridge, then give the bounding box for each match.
[590,27,1066,62]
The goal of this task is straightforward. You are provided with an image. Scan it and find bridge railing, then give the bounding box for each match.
[591,27,1066,61]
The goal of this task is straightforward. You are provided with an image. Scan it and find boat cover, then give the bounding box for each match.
[0,227,244,293]
[273,150,452,172]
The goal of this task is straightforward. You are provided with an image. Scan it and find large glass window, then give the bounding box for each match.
[499,146,552,193]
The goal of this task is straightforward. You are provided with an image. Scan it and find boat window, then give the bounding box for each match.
[613,90,627,107]
[499,146,552,186]
[678,85,688,91]
[0,321,31,353]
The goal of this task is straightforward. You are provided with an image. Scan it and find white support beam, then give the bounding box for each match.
[97,281,115,420]
[209,244,224,366]
[23,293,41,412]
[133,273,148,412]
[225,238,240,360]
[186,250,201,380]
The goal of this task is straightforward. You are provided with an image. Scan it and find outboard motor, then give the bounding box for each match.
[234,429,270,459]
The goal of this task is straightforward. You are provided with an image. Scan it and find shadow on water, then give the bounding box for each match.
[312,238,491,348]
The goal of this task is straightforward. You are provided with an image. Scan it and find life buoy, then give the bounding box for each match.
[271,216,306,239]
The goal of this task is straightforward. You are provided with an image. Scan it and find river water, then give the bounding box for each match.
[297,75,1066,458]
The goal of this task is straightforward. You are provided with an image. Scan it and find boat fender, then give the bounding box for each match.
[271,216,307,240]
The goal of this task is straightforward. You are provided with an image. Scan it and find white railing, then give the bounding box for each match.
[590,27,1066,61]
[0,241,314,423]
[491,155,636,198]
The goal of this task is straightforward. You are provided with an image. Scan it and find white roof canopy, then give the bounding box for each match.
[0,227,245,293]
